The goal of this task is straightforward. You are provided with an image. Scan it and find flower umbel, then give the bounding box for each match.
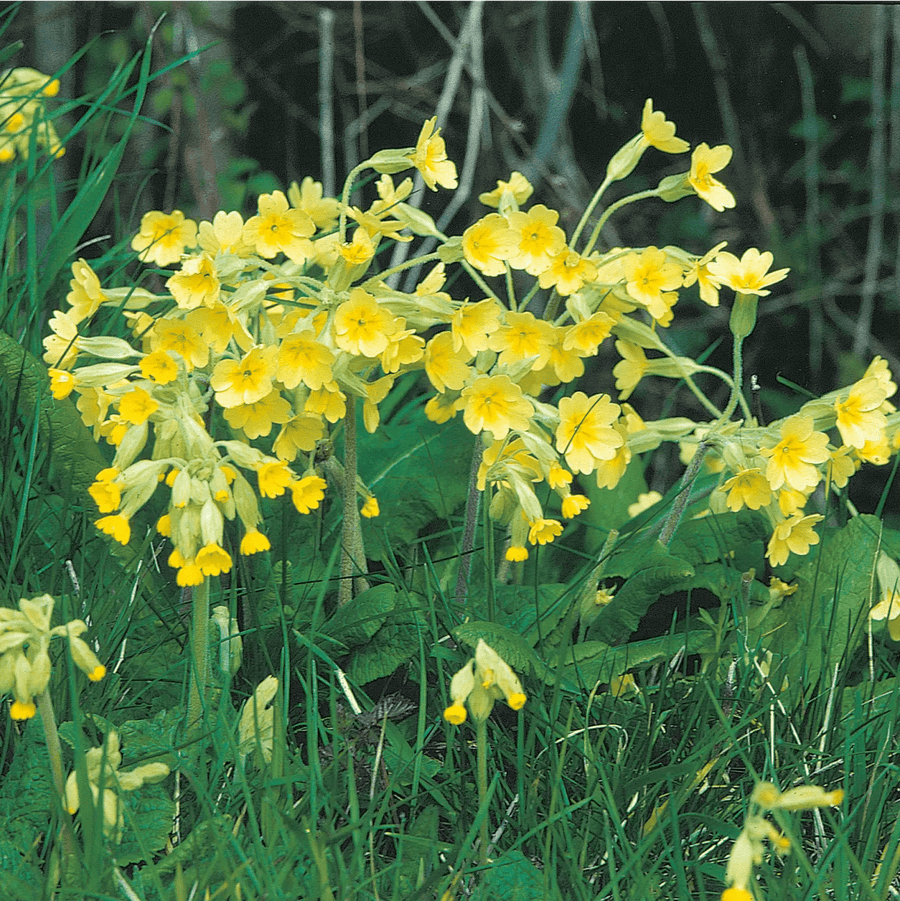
[444,639,526,725]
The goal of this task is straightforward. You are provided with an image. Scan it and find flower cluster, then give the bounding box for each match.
[64,731,170,841]
[0,67,64,164]
[45,100,899,581]
[0,594,105,720]
[443,639,526,725]
[712,356,899,566]
[721,781,843,900]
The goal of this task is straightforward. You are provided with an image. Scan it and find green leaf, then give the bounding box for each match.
[344,594,424,684]
[581,455,649,544]
[475,583,573,647]
[472,849,544,901]
[590,539,694,645]
[551,628,710,687]
[0,717,54,854]
[667,511,769,572]
[0,840,41,901]
[324,583,397,647]
[115,782,176,866]
[765,514,881,705]
[357,409,472,561]
[452,621,540,676]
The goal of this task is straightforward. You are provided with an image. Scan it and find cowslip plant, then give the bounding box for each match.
[40,96,900,820]
[0,66,65,164]
[721,781,844,900]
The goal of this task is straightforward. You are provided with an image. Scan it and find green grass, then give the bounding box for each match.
[1,7,900,901]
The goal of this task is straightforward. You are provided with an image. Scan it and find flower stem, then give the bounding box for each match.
[658,441,709,547]
[186,576,211,748]
[582,188,660,257]
[455,433,483,607]
[476,716,489,868]
[339,394,368,606]
[37,689,79,871]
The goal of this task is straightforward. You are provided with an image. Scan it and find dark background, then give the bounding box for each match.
[15,2,900,508]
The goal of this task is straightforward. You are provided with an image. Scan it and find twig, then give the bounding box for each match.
[853,4,888,359]
[318,7,336,197]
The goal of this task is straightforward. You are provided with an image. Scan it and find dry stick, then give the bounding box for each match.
[853,4,889,359]
[387,0,484,285]
[795,44,823,383]
[352,0,368,162]
[318,6,336,198]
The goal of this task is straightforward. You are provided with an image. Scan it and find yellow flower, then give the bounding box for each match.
[682,241,729,307]
[240,528,271,555]
[766,512,824,567]
[242,190,315,262]
[451,298,502,356]
[461,214,517,276]
[88,472,122,513]
[139,349,179,385]
[478,171,534,208]
[361,496,380,518]
[43,309,80,369]
[612,340,648,399]
[408,116,458,191]
[708,248,789,297]
[689,143,736,212]
[96,514,131,545]
[834,377,887,449]
[197,209,252,256]
[488,311,554,368]
[443,639,526,725]
[288,176,341,231]
[641,98,690,153]
[627,491,663,518]
[424,332,472,393]
[118,387,159,425]
[256,459,294,498]
[166,253,220,309]
[457,374,534,441]
[528,518,562,546]
[196,542,232,576]
[760,414,831,492]
[333,288,399,358]
[152,319,209,370]
[223,391,292,439]
[538,247,598,296]
[561,494,590,518]
[506,204,566,275]
[272,415,325,462]
[48,368,76,399]
[211,346,277,408]
[506,545,528,562]
[720,467,772,512]
[555,392,623,474]
[622,246,683,325]
[131,210,197,267]
[67,259,110,321]
[276,331,335,391]
[291,475,327,514]
[562,311,615,357]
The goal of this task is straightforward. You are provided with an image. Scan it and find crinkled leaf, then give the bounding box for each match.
[452,621,540,676]
[0,840,41,899]
[550,629,710,687]
[0,717,54,853]
[324,583,397,647]
[357,410,472,560]
[668,511,769,572]
[582,456,649,543]
[591,539,694,645]
[764,514,881,706]
[344,595,424,684]
[472,849,544,901]
[473,583,573,647]
[115,782,175,866]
